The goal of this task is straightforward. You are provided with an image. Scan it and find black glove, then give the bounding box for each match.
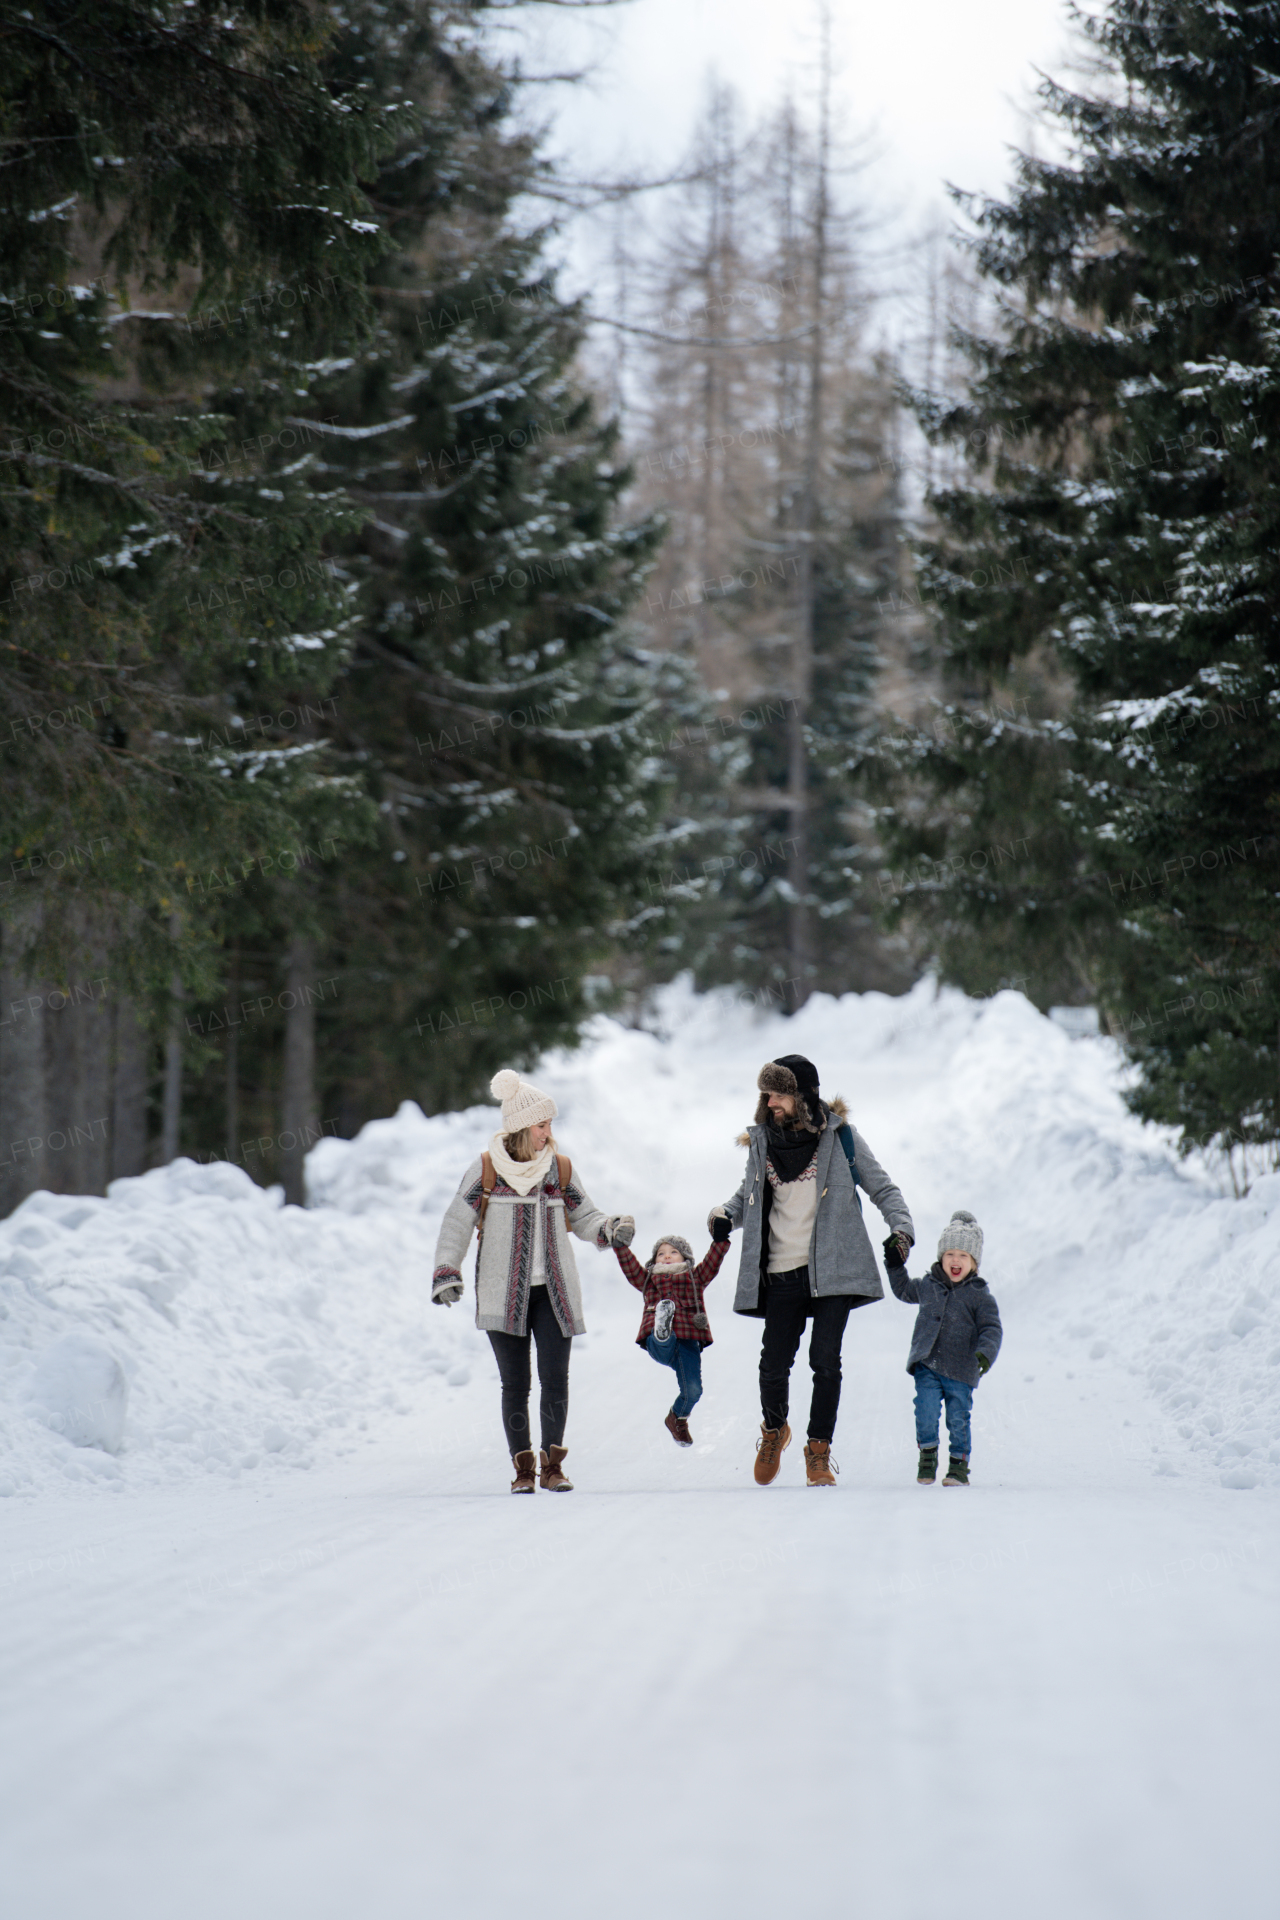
[711,1214,731,1243]
[977,1352,991,1375]
[882,1233,907,1270]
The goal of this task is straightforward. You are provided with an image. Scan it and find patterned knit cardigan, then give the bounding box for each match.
[431,1155,613,1338]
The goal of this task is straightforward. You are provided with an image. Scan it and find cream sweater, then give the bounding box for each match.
[766,1161,818,1271]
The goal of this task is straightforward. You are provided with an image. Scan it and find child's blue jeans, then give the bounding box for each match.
[645,1333,704,1418]
[913,1365,973,1458]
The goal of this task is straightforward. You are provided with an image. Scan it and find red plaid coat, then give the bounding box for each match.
[613,1238,730,1347]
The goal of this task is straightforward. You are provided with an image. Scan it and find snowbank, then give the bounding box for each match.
[0,978,1276,1498]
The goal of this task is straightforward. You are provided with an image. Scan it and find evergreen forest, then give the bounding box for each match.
[1,0,1276,1208]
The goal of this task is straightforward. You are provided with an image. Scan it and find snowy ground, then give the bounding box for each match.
[2,980,1277,1919]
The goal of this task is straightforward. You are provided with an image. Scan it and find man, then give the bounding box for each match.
[711,1054,914,1487]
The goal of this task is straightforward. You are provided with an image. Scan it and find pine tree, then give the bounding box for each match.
[0,0,391,1206]
[885,0,1280,1165]
[0,2,389,994]
[174,0,677,1162]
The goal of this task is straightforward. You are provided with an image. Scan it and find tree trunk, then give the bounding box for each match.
[156,911,184,1166]
[787,9,832,1005]
[47,972,111,1195]
[159,996,182,1165]
[279,934,317,1206]
[111,996,149,1179]
[225,945,240,1165]
[0,923,47,1218]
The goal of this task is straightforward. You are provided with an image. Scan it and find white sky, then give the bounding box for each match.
[502,0,1080,310]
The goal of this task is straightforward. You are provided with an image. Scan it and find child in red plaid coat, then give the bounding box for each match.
[610,1225,732,1446]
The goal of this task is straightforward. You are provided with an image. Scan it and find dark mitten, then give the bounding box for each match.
[882,1233,907,1270]
[977,1352,991,1375]
[711,1214,731,1243]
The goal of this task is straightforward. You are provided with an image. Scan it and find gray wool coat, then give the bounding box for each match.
[888,1261,1003,1387]
[718,1100,915,1317]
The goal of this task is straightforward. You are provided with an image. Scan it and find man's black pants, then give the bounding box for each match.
[759,1267,854,1442]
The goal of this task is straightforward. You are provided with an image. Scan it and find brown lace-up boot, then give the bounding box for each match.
[753,1422,792,1485]
[510,1450,537,1494]
[803,1439,838,1487]
[664,1409,693,1447]
[539,1445,574,1491]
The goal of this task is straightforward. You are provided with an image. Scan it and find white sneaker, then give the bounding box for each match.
[653,1299,676,1342]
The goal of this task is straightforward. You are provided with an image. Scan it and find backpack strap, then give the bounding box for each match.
[477,1150,497,1238]
[836,1123,863,1215]
[556,1153,572,1197]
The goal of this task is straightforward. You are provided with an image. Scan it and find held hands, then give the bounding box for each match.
[711,1214,732,1244]
[882,1232,910,1270]
[433,1281,464,1307]
[605,1215,636,1249]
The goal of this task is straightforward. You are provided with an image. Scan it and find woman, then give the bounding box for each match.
[432,1068,633,1493]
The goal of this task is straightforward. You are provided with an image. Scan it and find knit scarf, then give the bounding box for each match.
[764,1109,824,1183]
[487,1132,555,1196]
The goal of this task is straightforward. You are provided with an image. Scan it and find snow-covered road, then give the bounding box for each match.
[2,983,1277,1918]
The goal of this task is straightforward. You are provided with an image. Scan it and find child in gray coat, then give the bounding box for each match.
[884,1209,1002,1486]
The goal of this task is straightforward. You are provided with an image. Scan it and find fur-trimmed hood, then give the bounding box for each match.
[737,1094,847,1148]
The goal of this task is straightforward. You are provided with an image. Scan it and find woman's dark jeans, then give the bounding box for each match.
[487,1288,572,1456]
[759,1267,853,1442]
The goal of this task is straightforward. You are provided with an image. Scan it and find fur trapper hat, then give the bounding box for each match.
[937,1209,983,1271]
[754,1053,822,1129]
[490,1067,557,1133]
[648,1233,695,1271]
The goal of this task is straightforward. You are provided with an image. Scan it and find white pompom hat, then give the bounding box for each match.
[490,1068,557,1133]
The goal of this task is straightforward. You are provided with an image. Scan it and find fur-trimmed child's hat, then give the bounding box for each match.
[938,1210,983,1271]
[755,1054,822,1129]
[490,1068,557,1133]
[648,1234,695,1271]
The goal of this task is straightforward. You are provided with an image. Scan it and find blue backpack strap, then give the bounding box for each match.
[836,1122,863,1212]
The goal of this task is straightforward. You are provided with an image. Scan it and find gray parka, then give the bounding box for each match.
[718,1098,915,1318]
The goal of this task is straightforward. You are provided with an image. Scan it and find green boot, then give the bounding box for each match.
[916,1446,938,1484]
[943,1456,970,1486]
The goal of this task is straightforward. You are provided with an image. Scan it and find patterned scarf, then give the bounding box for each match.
[764,1112,823,1183]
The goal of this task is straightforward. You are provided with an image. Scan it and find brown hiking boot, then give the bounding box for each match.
[754,1422,792,1485]
[665,1409,693,1447]
[804,1438,839,1487]
[539,1445,574,1491]
[510,1449,537,1494]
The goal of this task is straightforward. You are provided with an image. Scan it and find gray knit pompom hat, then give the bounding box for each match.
[937,1210,983,1270]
